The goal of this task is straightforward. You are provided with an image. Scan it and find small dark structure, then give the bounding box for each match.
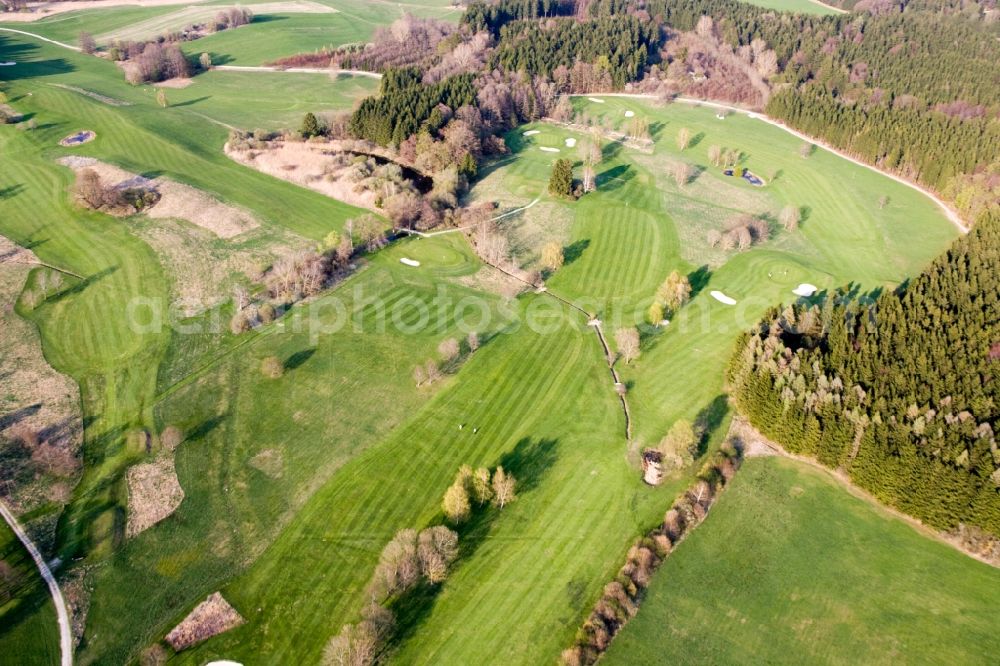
[60,130,96,147]
[722,168,734,176]
[741,168,764,186]
[641,449,663,486]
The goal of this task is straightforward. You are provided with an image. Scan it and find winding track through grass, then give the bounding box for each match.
[0,500,72,666]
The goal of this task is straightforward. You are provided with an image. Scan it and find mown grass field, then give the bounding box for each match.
[604,456,1000,664]
[478,96,956,449]
[736,0,843,14]
[0,523,60,666]
[1,0,463,64]
[0,26,977,666]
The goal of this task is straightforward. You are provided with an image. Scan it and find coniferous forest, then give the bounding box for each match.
[729,209,1000,539]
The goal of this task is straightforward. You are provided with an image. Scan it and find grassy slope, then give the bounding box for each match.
[2,0,463,64]
[0,31,375,662]
[604,456,1000,664]
[478,97,955,453]
[0,523,60,666]
[736,0,842,14]
[188,99,956,664]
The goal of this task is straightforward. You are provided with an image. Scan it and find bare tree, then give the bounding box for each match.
[582,164,596,193]
[656,271,692,312]
[442,480,470,523]
[708,144,722,167]
[676,127,691,151]
[706,229,722,247]
[615,327,641,364]
[261,356,284,378]
[658,419,697,470]
[798,142,813,158]
[79,32,96,55]
[696,15,714,39]
[470,467,493,504]
[541,242,564,272]
[74,168,105,209]
[467,331,479,352]
[438,337,460,362]
[779,205,800,231]
[412,364,427,386]
[670,161,693,187]
[491,466,517,509]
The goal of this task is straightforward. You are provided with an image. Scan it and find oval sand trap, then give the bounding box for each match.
[59,130,96,147]
[565,138,577,147]
[539,146,560,153]
[624,110,635,117]
[207,662,244,666]
[710,290,737,305]
[523,130,540,136]
[0,62,15,67]
[793,283,818,297]
[587,97,605,103]
[400,257,420,267]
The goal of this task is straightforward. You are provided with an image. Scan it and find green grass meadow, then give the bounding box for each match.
[604,457,1000,664]
[0,25,985,666]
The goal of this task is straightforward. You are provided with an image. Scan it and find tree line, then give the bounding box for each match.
[728,208,1000,545]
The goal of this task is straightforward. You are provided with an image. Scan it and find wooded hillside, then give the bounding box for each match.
[729,209,1000,541]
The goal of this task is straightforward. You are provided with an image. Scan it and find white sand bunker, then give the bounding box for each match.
[587,97,606,103]
[540,147,560,153]
[710,290,737,305]
[207,662,244,666]
[793,283,818,297]
[59,130,96,147]
[624,110,635,118]
[523,130,541,136]
[0,62,15,67]
[400,257,420,267]
[565,138,577,148]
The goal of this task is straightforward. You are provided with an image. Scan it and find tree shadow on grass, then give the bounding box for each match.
[649,120,666,141]
[389,437,559,646]
[689,131,706,149]
[46,265,117,303]
[170,96,211,108]
[284,347,315,370]
[597,164,632,191]
[694,394,729,457]
[562,238,590,266]
[688,265,711,299]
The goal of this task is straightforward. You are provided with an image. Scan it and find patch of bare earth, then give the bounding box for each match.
[125,457,184,538]
[62,567,93,646]
[248,448,284,479]
[58,156,259,238]
[154,77,192,89]
[226,139,381,212]
[0,235,83,525]
[165,592,245,651]
[133,219,309,315]
[0,0,210,22]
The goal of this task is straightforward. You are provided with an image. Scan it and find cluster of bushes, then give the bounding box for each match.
[229,215,386,334]
[413,332,480,387]
[73,168,160,214]
[647,270,691,324]
[707,213,770,251]
[561,441,742,665]
[441,464,517,523]
[323,525,459,666]
[115,41,192,85]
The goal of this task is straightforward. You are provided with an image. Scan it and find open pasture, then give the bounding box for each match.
[604,456,1000,664]
[495,98,956,447]
[0,23,973,666]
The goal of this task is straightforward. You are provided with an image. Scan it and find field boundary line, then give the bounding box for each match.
[0,499,73,666]
[0,27,80,51]
[213,64,382,78]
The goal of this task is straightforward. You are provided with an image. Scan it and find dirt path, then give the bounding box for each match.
[0,0,205,22]
[0,26,79,50]
[571,93,968,233]
[0,499,73,665]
